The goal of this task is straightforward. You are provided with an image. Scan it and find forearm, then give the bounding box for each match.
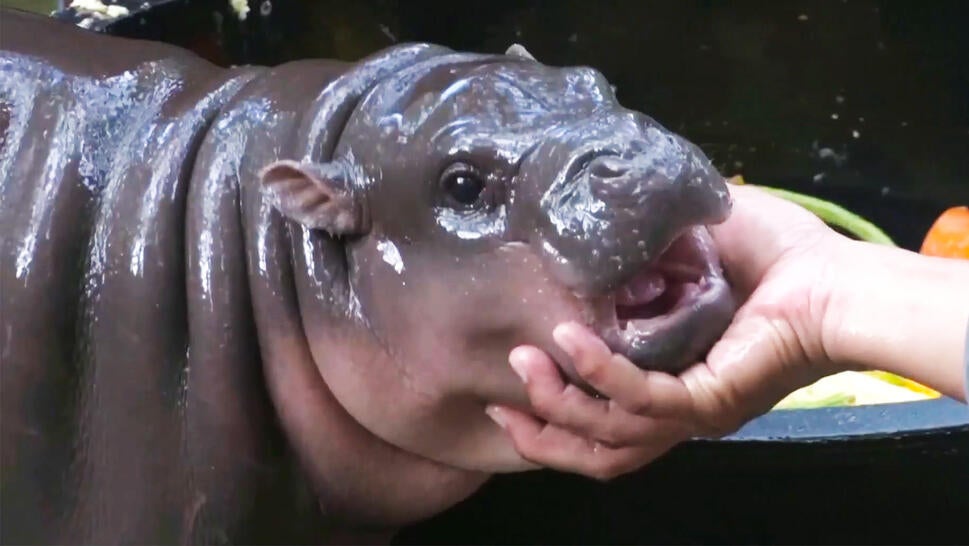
[826,240,969,401]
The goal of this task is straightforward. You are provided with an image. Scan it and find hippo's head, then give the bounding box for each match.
[259,45,734,473]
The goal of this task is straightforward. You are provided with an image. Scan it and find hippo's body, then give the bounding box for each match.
[1,10,735,545]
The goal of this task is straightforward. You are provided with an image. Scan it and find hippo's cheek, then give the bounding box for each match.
[307,244,589,473]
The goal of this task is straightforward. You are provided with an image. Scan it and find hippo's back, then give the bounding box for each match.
[0,11,262,543]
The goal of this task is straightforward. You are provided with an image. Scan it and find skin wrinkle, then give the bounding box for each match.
[327,234,428,404]
[803,252,840,368]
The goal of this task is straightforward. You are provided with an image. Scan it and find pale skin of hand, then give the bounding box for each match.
[486,183,969,480]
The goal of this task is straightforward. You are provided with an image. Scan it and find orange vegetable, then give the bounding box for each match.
[920,206,969,259]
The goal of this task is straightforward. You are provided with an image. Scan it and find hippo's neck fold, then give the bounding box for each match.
[0,11,315,544]
[2,12,490,543]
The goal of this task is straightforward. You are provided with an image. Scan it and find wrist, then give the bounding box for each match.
[823,240,969,400]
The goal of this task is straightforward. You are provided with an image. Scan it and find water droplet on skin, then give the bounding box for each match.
[377,240,404,274]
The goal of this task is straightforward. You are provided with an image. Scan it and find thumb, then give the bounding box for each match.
[710,184,828,293]
[679,309,824,436]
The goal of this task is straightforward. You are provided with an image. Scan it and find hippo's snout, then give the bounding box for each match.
[539,129,731,296]
[534,124,735,377]
[583,140,731,228]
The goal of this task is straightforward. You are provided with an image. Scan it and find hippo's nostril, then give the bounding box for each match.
[589,155,630,179]
[625,140,648,156]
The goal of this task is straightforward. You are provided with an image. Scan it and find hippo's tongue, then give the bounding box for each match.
[611,231,709,327]
[614,271,665,307]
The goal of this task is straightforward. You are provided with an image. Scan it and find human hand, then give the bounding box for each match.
[486,183,858,479]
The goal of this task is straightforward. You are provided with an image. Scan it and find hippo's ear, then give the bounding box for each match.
[259,159,369,236]
[505,43,537,61]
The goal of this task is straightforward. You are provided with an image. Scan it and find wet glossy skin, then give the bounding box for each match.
[295,55,735,471]
[1,9,733,544]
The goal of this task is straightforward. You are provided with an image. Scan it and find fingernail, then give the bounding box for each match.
[485,405,507,429]
[508,350,530,383]
[553,322,580,356]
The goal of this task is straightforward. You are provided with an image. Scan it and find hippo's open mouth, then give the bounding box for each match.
[590,226,735,374]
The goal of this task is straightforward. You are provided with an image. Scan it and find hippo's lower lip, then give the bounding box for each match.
[590,226,735,374]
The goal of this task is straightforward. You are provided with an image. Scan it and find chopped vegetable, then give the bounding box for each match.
[230,0,250,20]
[774,371,935,410]
[69,0,129,19]
[863,370,940,397]
[920,206,969,259]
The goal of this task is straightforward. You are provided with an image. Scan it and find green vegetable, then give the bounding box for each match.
[752,185,897,247]
[728,175,896,247]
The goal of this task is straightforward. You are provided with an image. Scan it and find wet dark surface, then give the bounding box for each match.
[32,0,969,542]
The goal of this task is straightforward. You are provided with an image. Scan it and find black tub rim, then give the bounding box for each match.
[710,395,969,443]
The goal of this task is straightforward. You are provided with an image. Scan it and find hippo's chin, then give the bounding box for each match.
[591,226,735,374]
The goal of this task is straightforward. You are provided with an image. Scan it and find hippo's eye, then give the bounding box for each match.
[440,164,486,208]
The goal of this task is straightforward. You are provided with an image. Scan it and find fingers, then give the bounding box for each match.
[508,346,616,439]
[508,344,690,446]
[486,404,688,481]
[494,313,816,480]
[493,326,696,478]
[553,323,698,420]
